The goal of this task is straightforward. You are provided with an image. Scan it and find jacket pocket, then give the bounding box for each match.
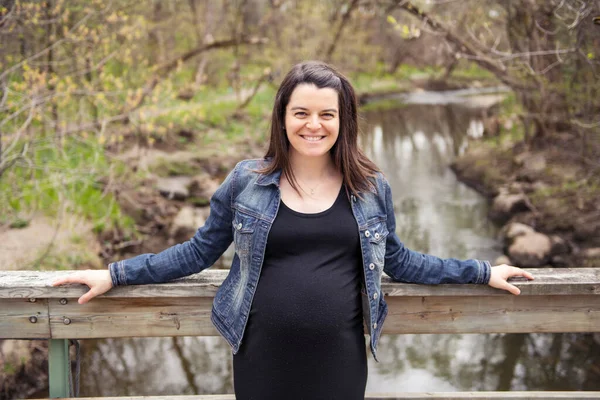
[366,220,389,267]
[232,209,258,259]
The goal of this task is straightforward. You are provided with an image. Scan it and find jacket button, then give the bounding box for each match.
[373,323,377,329]
[237,223,242,230]
[365,230,371,237]
[373,292,378,300]
[374,232,380,239]
[368,263,375,270]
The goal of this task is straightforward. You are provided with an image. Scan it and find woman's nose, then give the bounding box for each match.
[306,115,321,130]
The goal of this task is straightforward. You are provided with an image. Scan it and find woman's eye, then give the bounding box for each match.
[322,113,335,118]
[295,112,307,117]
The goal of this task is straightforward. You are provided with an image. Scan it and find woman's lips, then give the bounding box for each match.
[300,135,325,142]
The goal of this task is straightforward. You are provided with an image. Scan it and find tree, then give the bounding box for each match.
[388,0,600,151]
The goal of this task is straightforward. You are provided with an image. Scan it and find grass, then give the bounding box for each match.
[152,159,200,177]
[360,98,409,112]
[0,136,136,236]
[450,60,498,81]
[530,179,600,202]
[1,59,504,274]
[3,362,16,375]
[349,61,500,97]
[34,247,102,271]
[477,92,526,148]
[350,64,430,94]
[9,218,29,229]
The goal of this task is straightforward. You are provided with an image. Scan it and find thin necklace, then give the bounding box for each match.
[296,176,326,196]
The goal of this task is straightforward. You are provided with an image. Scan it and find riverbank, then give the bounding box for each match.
[451,131,600,269]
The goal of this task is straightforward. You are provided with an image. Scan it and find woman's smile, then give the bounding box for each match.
[284,83,340,160]
[301,135,326,142]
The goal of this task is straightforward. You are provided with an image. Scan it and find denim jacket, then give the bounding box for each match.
[109,158,491,360]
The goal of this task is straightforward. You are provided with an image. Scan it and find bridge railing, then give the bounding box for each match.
[1,268,599,399]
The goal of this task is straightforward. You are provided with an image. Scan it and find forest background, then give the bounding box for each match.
[1,0,599,275]
[1,0,600,398]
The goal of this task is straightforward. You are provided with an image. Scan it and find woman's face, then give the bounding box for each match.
[284,83,340,161]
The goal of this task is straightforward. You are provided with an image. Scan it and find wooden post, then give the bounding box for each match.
[49,339,70,398]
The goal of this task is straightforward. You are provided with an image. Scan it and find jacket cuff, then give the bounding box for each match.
[477,260,492,284]
[108,260,126,286]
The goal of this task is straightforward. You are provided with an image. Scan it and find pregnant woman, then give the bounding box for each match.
[54,60,533,400]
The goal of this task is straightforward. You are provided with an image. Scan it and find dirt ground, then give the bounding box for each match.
[0,214,102,271]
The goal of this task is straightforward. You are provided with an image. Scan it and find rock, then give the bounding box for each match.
[156,176,193,201]
[1,340,31,367]
[528,181,550,193]
[490,191,530,222]
[482,117,499,137]
[549,235,570,256]
[514,152,546,170]
[574,217,600,245]
[508,182,524,192]
[502,222,535,242]
[189,173,220,203]
[524,154,547,172]
[494,255,512,266]
[550,255,570,267]
[508,232,552,267]
[513,152,529,165]
[515,153,547,182]
[0,340,46,399]
[583,248,600,259]
[169,206,211,242]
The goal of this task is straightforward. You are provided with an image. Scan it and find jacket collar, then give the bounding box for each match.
[255,168,281,187]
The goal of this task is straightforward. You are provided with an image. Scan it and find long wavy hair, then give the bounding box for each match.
[261,61,379,197]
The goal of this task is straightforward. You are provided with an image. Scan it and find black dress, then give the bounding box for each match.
[233,187,368,400]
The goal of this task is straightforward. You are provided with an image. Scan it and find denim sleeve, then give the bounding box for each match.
[108,164,237,286]
[381,178,491,285]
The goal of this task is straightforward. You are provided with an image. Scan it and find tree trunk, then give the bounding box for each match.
[323,0,360,63]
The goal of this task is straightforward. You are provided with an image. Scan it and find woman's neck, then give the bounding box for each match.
[288,153,337,183]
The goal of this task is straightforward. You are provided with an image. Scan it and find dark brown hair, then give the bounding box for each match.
[261,61,379,197]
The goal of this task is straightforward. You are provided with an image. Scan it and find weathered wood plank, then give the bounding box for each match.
[2,268,600,339]
[0,293,592,339]
[384,295,600,334]
[28,392,600,399]
[2,268,600,299]
[47,297,218,339]
[0,298,50,338]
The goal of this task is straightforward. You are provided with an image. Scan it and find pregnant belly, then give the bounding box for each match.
[248,270,364,339]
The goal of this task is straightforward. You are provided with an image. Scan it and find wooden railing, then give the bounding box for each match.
[1,268,600,399]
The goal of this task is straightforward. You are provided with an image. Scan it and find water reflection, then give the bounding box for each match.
[369,333,600,392]
[73,100,600,397]
[359,104,499,260]
[80,337,233,396]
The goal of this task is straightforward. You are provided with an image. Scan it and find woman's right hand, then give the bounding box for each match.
[52,270,114,304]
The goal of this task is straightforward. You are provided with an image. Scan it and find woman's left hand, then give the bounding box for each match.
[488,264,534,295]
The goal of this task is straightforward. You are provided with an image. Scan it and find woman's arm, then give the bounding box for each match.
[52,163,239,303]
[381,179,533,293]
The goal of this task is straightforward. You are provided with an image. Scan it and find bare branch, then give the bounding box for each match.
[0,1,17,29]
[388,0,534,90]
[237,69,272,111]
[123,36,267,118]
[323,0,361,62]
[0,10,96,81]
